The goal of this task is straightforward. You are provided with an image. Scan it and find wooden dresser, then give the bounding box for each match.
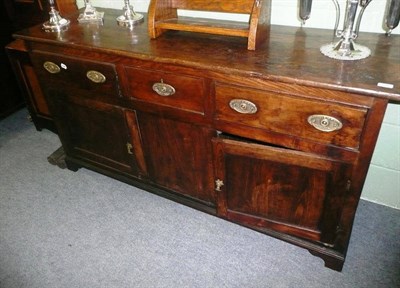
[8,9,400,271]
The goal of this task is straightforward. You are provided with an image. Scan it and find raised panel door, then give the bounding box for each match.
[212,136,353,246]
[48,91,141,176]
[133,111,216,205]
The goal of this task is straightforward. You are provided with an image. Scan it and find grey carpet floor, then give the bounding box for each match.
[1,108,399,288]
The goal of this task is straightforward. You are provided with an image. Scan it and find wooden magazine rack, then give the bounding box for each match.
[148,0,271,50]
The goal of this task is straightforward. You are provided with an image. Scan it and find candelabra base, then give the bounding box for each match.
[116,13,144,27]
[42,7,70,32]
[43,18,70,32]
[78,11,105,24]
[320,39,371,61]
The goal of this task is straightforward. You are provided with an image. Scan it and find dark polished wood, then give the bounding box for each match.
[9,9,399,272]
[135,111,216,205]
[213,136,353,242]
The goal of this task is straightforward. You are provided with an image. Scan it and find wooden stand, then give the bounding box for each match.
[147,0,271,50]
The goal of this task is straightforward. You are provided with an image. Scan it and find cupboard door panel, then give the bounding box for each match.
[48,90,139,175]
[137,112,216,205]
[213,137,352,245]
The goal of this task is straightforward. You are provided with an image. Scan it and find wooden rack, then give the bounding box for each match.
[147,0,271,50]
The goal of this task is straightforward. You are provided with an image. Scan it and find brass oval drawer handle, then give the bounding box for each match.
[307,115,343,132]
[229,99,258,114]
[152,79,176,96]
[43,61,61,74]
[86,70,106,83]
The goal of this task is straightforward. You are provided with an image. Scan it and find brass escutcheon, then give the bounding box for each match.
[307,115,343,132]
[86,70,106,83]
[215,179,224,191]
[126,142,133,154]
[43,61,61,74]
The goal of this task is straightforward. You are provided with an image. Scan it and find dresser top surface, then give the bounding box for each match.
[13,9,400,101]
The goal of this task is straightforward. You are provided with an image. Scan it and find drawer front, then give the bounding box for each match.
[123,67,206,115]
[30,51,120,98]
[215,83,368,149]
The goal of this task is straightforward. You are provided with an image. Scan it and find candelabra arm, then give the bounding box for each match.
[332,0,341,35]
[354,0,373,37]
[385,0,400,35]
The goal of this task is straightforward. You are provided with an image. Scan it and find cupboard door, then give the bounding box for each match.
[48,90,140,176]
[212,136,353,246]
[134,111,216,205]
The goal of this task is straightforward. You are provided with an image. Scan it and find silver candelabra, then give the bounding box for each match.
[300,0,400,60]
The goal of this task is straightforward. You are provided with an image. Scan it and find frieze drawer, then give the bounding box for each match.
[214,83,368,150]
[123,66,207,116]
[30,51,120,98]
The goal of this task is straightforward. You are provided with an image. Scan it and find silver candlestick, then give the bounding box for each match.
[116,0,144,27]
[78,0,104,23]
[42,0,70,32]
